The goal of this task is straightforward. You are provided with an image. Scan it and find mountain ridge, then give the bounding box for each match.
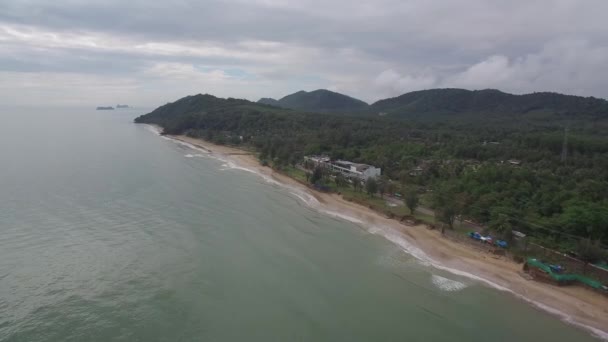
[133,88,608,262]
[257,89,369,113]
[368,88,608,119]
[256,88,608,119]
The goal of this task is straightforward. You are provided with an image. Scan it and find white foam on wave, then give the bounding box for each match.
[289,191,321,207]
[147,129,608,340]
[427,258,608,341]
[376,247,420,270]
[217,158,368,230]
[144,124,162,135]
[286,188,367,227]
[367,225,433,266]
[172,139,210,154]
[295,207,607,339]
[530,301,608,341]
[221,160,267,177]
[379,236,608,340]
[432,275,468,292]
[146,130,210,155]
[320,209,365,225]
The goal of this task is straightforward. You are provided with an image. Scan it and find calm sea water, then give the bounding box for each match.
[0,108,600,341]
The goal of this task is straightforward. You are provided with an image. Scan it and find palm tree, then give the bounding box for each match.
[335,173,346,188]
[491,214,513,241]
[366,178,378,197]
[405,189,419,215]
[437,206,456,234]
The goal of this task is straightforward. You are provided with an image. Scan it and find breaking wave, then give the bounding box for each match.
[432,275,468,292]
[144,124,162,135]
[150,128,608,341]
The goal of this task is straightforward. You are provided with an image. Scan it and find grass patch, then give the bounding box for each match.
[282,166,308,183]
[413,210,436,225]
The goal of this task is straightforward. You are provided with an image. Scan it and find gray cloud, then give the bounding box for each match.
[0,0,607,106]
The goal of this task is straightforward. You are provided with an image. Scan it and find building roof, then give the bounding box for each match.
[306,155,330,162]
[305,156,379,173]
[335,160,374,171]
[334,160,355,167]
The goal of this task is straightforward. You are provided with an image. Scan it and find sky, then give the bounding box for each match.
[1,0,608,107]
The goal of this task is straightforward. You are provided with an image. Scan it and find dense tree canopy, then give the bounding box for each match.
[258,89,369,114]
[135,91,608,248]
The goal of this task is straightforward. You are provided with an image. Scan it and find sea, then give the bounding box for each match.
[0,107,602,341]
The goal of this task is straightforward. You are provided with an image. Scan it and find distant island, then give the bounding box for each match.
[96,104,130,110]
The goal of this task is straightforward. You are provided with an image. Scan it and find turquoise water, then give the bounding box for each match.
[0,108,601,341]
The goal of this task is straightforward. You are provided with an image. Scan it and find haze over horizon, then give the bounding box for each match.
[1,0,608,107]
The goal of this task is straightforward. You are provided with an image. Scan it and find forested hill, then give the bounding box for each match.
[369,88,608,121]
[255,88,608,123]
[257,89,369,113]
[135,91,608,249]
[257,98,280,106]
[134,93,294,134]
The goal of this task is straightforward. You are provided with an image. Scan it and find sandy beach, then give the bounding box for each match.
[171,133,608,339]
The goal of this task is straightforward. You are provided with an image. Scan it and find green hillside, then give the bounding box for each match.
[257,97,279,106]
[369,89,608,124]
[135,91,608,250]
[257,89,369,113]
[134,94,293,134]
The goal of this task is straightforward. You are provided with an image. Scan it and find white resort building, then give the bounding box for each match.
[304,155,381,180]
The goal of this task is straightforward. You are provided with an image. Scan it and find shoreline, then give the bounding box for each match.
[168,132,608,339]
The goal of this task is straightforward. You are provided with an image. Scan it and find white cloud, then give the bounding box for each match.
[142,63,230,81]
[444,39,608,96]
[1,1,608,105]
[445,56,515,89]
[366,39,608,101]
[373,69,437,97]
[0,23,294,63]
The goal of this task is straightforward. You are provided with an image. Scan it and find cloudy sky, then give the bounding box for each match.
[1,0,607,107]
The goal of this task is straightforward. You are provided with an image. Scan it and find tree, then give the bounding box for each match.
[303,159,314,170]
[378,179,386,198]
[310,166,323,185]
[137,90,608,248]
[258,153,268,165]
[399,170,409,190]
[288,152,301,168]
[577,239,606,264]
[353,179,361,192]
[258,148,267,160]
[273,153,287,170]
[229,135,241,145]
[405,189,419,215]
[366,177,378,197]
[335,173,346,188]
[386,180,397,197]
[432,182,458,233]
[437,205,456,234]
[559,202,608,240]
[489,213,514,242]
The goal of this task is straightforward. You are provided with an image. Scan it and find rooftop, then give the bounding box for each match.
[334,160,373,171]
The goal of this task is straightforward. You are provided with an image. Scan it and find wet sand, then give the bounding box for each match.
[171,134,608,339]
